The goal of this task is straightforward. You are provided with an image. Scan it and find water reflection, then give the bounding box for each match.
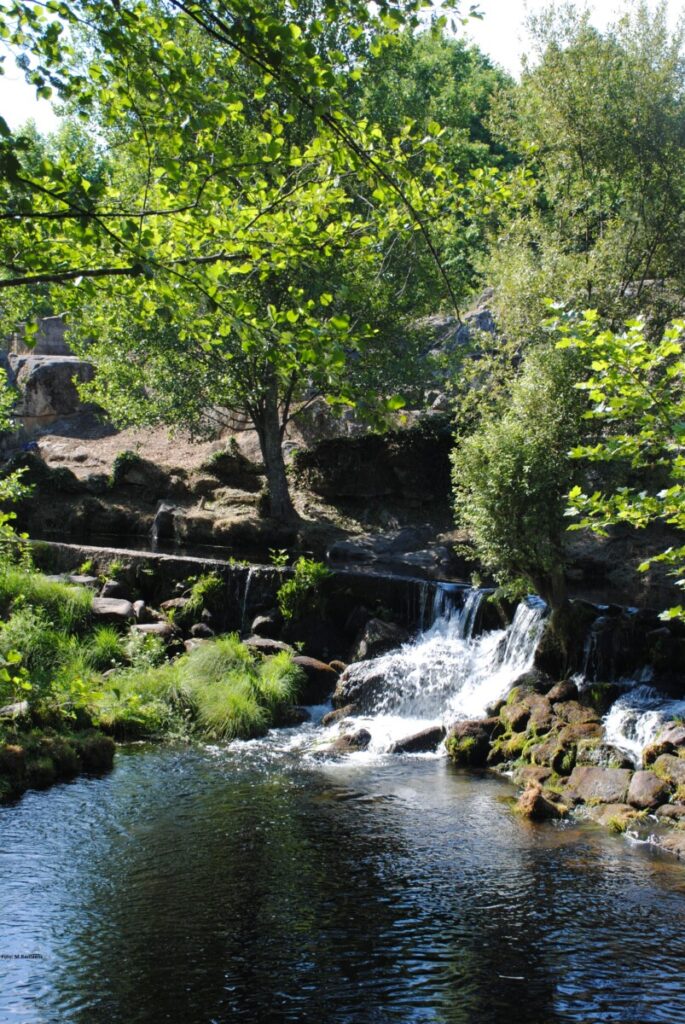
[1,747,685,1023]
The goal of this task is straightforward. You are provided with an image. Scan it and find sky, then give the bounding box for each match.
[0,0,683,134]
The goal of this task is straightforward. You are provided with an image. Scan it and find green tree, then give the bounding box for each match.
[557,310,685,621]
[458,0,685,423]
[452,343,586,609]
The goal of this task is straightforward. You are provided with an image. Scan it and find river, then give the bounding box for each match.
[1,738,685,1024]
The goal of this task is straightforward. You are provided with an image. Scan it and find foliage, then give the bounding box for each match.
[451,1,685,432]
[0,566,93,632]
[109,450,144,487]
[556,310,685,620]
[179,572,225,624]
[97,633,304,740]
[277,557,333,621]
[269,548,290,567]
[452,343,587,605]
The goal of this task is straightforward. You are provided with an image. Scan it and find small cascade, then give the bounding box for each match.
[323,590,547,755]
[603,679,685,765]
[240,567,256,633]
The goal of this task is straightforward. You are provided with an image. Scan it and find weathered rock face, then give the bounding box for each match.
[446,718,497,766]
[92,597,134,622]
[652,754,685,788]
[627,770,671,810]
[516,784,566,821]
[333,664,386,711]
[292,656,339,705]
[352,619,409,662]
[563,766,633,805]
[12,355,94,425]
[389,725,446,755]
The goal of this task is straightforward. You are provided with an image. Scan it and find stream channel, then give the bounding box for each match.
[2,580,685,1023]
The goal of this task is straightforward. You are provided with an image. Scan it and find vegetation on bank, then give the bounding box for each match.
[0,556,308,801]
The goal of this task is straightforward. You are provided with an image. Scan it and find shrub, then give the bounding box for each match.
[277,558,333,621]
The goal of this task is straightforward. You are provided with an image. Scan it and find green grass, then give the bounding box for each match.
[0,566,92,632]
[95,633,304,741]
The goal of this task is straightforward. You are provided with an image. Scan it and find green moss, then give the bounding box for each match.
[447,735,478,765]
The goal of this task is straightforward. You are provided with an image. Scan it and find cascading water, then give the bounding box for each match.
[319,589,547,756]
[602,679,685,764]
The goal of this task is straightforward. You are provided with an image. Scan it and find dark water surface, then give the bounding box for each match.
[1,742,685,1024]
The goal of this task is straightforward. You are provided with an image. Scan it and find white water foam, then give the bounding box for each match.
[320,590,547,757]
[603,680,685,765]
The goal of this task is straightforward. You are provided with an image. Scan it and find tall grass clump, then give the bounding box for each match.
[0,566,93,631]
[97,634,304,741]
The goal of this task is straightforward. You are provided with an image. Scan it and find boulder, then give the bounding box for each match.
[627,770,671,810]
[329,729,371,754]
[657,833,685,861]
[333,664,386,711]
[575,739,633,769]
[190,623,215,639]
[643,722,685,764]
[68,574,99,589]
[133,600,153,623]
[546,679,579,703]
[100,579,132,601]
[652,754,685,788]
[13,354,94,421]
[92,597,134,622]
[655,803,685,820]
[131,622,175,640]
[513,765,553,788]
[352,619,409,661]
[292,656,339,704]
[322,704,358,727]
[564,766,633,805]
[446,718,497,766]
[0,700,29,720]
[587,803,640,831]
[552,701,600,726]
[251,612,281,638]
[161,596,190,613]
[244,636,294,657]
[388,725,446,755]
[516,784,566,821]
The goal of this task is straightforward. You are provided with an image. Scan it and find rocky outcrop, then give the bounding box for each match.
[352,619,409,661]
[12,355,94,426]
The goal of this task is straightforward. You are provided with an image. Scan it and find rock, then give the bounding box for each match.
[329,729,371,754]
[389,725,446,754]
[552,701,600,726]
[151,501,178,544]
[132,600,152,623]
[627,770,671,809]
[500,701,531,733]
[546,679,579,703]
[184,638,208,652]
[13,354,94,422]
[509,669,556,695]
[275,705,311,727]
[68,574,99,588]
[352,618,409,661]
[92,597,134,622]
[587,803,640,831]
[657,833,685,861]
[292,656,339,704]
[557,721,603,745]
[652,754,685,788]
[100,579,132,601]
[131,622,175,639]
[513,765,553,788]
[564,766,633,805]
[516,784,566,821]
[446,718,497,767]
[161,596,189,613]
[0,700,29,720]
[655,803,685,820]
[322,704,358,726]
[333,664,386,711]
[575,739,633,769]
[190,622,215,639]
[251,612,281,638]
[643,722,685,764]
[244,636,294,657]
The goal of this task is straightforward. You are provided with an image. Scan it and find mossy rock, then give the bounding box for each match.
[38,736,81,778]
[26,756,57,789]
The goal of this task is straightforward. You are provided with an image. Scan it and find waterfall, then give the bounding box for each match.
[325,591,547,755]
[240,567,256,633]
[602,680,685,765]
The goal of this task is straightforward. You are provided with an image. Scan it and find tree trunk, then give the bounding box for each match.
[254,385,298,523]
